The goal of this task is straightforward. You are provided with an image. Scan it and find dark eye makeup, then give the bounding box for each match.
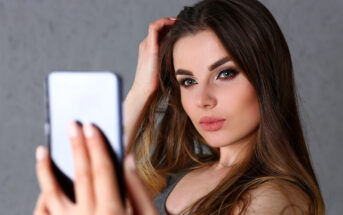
[216,69,239,80]
[178,68,239,88]
[180,78,197,87]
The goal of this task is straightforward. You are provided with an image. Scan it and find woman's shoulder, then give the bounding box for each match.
[236,179,311,215]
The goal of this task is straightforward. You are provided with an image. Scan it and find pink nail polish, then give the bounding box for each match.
[68,121,80,138]
[83,123,95,138]
[36,146,47,161]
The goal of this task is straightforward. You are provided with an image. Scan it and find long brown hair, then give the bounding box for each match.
[132,0,325,214]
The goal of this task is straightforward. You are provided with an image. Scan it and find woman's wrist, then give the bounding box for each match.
[129,84,156,99]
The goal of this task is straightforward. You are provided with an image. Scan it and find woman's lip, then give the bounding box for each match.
[199,117,226,131]
[199,116,226,123]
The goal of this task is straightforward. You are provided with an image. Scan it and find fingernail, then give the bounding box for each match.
[169,16,177,21]
[126,154,136,171]
[68,121,80,138]
[36,146,47,161]
[83,123,95,138]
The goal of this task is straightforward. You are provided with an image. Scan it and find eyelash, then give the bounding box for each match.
[179,69,239,88]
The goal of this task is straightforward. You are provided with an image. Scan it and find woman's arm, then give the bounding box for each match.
[123,88,154,153]
[34,17,177,215]
[124,17,177,153]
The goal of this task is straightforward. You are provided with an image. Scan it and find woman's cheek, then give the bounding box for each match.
[180,90,199,128]
[181,91,193,117]
[233,85,260,131]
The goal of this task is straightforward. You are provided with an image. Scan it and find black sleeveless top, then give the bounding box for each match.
[153,171,188,215]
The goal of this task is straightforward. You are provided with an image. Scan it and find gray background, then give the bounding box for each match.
[0,0,341,214]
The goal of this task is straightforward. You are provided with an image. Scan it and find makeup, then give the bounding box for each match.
[199,117,226,131]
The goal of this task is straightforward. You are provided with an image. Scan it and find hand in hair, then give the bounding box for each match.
[34,122,157,215]
[124,17,177,153]
[132,17,176,94]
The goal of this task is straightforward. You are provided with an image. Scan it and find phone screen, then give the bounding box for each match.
[45,71,124,202]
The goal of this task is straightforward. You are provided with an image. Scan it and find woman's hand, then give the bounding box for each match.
[124,17,177,153]
[34,122,157,215]
[132,17,177,94]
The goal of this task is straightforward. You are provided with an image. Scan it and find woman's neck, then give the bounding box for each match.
[216,132,257,171]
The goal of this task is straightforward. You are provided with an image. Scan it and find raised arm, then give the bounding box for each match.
[124,17,177,153]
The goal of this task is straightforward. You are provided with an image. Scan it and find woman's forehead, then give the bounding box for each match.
[172,29,232,73]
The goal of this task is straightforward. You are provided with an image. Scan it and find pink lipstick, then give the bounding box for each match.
[199,117,226,131]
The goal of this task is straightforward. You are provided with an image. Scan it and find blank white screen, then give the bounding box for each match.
[48,71,122,180]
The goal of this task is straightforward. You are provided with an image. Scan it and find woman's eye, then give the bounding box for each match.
[180,78,197,87]
[217,69,238,80]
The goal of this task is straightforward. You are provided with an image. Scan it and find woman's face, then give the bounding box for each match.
[173,29,260,148]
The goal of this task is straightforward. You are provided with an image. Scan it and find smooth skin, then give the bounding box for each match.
[34,17,176,215]
[174,29,261,165]
[166,29,310,215]
[166,29,261,214]
[34,16,310,215]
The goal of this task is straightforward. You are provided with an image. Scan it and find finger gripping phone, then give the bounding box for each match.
[44,71,125,203]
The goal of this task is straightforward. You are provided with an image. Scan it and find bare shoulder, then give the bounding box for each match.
[237,180,311,215]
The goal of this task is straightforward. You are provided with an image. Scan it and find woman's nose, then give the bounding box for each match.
[195,86,217,109]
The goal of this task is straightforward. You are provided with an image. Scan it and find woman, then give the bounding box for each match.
[34,0,325,214]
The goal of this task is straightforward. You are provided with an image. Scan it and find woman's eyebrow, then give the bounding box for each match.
[209,56,231,71]
[175,56,231,76]
[175,69,193,76]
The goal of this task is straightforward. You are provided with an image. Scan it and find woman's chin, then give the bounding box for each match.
[202,136,235,148]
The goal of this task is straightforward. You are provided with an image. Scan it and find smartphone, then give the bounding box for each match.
[44,71,125,203]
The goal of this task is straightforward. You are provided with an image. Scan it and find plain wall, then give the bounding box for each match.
[0,0,341,214]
